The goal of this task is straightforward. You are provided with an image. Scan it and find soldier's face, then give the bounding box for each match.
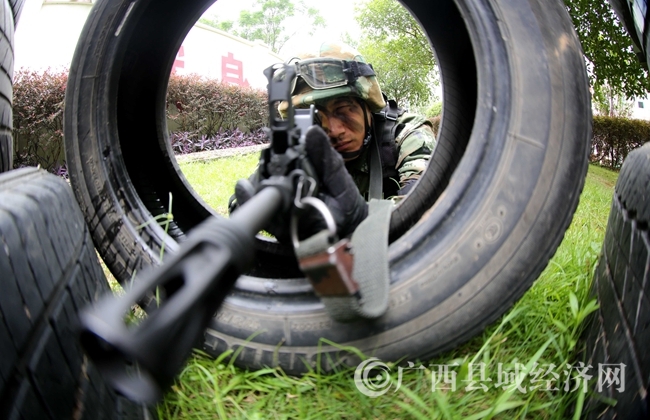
[317,97,369,159]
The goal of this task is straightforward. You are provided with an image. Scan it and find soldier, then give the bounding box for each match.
[279,42,436,199]
[233,42,436,241]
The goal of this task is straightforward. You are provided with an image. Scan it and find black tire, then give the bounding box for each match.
[0,0,14,173]
[9,0,24,27]
[64,0,591,373]
[581,143,650,419]
[0,168,155,419]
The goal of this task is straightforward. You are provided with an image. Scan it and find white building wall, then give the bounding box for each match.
[15,1,91,73]
[14,0,282,90]
[631,96,650,120]
[171,23,283,89]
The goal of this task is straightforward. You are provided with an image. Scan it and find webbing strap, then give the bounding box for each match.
[369,99,404,200]
[368,134,383,200]
[297,199,392,322]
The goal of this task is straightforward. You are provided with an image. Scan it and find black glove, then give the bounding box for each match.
[302,126,368,239]
[229,126,368,243]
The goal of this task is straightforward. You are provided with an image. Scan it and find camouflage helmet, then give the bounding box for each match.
[278,42,386,117]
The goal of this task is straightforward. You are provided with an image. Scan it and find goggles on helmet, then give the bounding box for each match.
[275,58,377,94]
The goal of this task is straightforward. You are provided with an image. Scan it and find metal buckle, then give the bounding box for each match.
[291,193,360,298]
[290,194,336,249]
[298,238,359,297]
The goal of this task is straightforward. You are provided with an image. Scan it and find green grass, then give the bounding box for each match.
[178,153,260,215]
[155,161,616,419]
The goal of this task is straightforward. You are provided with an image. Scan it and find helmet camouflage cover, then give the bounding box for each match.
[278,42,386,117]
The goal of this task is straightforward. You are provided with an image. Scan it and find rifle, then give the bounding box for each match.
[78,63,320,404]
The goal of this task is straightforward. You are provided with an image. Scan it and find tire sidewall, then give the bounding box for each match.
[64,0,591,372]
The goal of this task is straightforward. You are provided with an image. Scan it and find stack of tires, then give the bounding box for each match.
[581,143,650,419]
[0,0,18,173]
[3,0,646,418]
[0,1,154,418]
[62,0,592,376]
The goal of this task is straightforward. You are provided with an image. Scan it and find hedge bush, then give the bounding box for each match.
[13,69,67,172]
[591,116,650,169]
[166,74,267,137]
[12,69,269,172]
[11,69,650,173]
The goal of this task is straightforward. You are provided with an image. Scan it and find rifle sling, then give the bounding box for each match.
[295,199,392,321]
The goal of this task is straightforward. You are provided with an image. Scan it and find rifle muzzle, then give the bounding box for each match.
[79,188,284,403]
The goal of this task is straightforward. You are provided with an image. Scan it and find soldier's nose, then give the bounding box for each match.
[328,117,346,137]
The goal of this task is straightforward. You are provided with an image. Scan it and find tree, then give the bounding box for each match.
[354,0,650,109]
[359,37,437,109]
[355,0,434,68]
[354,0,438,110]
[593,83,633,118]
[564,0,650,99]
[238,0,295,52]
[199,15,234,32]
[201,0,324,54]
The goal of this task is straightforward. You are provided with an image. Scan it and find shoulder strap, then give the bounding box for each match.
[370,99,405,200]
[383,99,405,140]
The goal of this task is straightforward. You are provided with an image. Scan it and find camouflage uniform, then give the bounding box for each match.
[279,42,436,199]
[345,112,436,199]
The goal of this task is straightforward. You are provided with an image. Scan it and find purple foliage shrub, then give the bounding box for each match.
[53,163,69,180]
[170,128,267,155]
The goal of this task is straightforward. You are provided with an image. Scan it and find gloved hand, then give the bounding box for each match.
[229,126,368,243]
[302,125,368,239]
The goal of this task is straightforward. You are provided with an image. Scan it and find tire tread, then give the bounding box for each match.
[0,0,12,174]
[0,169,155,420]
[582,143,650,419]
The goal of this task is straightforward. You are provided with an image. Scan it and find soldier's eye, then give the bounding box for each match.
[336,105,353,115]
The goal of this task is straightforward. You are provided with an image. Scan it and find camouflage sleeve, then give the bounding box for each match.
[394,114,437,190]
